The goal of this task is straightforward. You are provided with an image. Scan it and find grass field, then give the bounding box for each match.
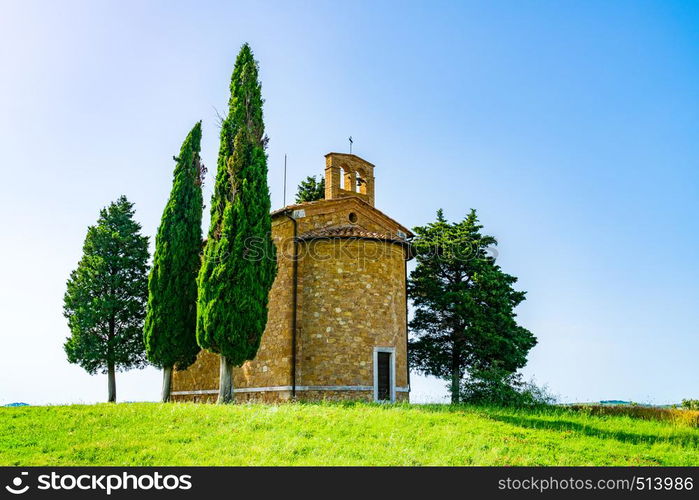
[1,402,697,466]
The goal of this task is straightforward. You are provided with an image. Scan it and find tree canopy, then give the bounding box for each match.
[295,175,325,203]
[63,196,150,402]
[196,43,277,403]
[144,122,205,401]
[408,209,536,403]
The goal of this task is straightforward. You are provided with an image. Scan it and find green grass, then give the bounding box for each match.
[1,402,697,466]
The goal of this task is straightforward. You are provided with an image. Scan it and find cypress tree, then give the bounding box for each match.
[144,122,205,402]
[63,196,150,402]
[197,44,277,403]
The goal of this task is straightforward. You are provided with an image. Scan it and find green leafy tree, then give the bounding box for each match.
[408,209,536,403]
[295,175,325,203]
[63,196,150,402]
[144,122,205,402]
[197,43,277,403]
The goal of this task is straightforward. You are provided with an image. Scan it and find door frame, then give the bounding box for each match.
[373,346,396,402]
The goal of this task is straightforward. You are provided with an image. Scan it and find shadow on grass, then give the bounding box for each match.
[364,403,699,448]
[487,414,699,447]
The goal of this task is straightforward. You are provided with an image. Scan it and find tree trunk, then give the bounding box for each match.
[450,370,460,404]
[107,362,116,403]
[161,366,173,403]
[107,314,116,403]
[218,356,234,404]
[450,344,461,404]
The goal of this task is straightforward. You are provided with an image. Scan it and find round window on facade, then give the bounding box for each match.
[348,212,358,224]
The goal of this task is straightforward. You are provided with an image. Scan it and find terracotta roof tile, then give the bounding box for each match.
[298,224,409,244]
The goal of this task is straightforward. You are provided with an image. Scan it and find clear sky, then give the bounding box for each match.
[1,0,697,405]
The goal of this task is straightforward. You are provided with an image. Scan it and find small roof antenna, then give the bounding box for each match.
[283,154,287,207]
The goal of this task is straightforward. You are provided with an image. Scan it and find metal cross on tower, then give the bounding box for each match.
[348,136,353,154]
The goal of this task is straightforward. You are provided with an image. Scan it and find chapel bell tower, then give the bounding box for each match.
[324,153,376,207]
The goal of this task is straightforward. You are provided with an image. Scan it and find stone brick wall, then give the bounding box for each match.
[171,181,411,403]
[172,215,295,400]
[296,238,408,390]
[285,196,410,238]
[232,216,295,390]
[170,349,219,396]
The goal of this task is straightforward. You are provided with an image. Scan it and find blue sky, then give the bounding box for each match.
[1,0,697,404]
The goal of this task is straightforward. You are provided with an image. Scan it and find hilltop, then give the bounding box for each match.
[1,402,697,466]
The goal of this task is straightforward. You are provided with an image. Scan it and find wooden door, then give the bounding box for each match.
[377,351,391,401]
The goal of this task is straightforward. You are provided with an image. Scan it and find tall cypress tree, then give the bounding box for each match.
[63,196,150,402]
[197,44,277,403]
[144,122,205,402]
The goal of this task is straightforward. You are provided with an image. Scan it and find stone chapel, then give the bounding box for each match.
[171,152,413,402]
